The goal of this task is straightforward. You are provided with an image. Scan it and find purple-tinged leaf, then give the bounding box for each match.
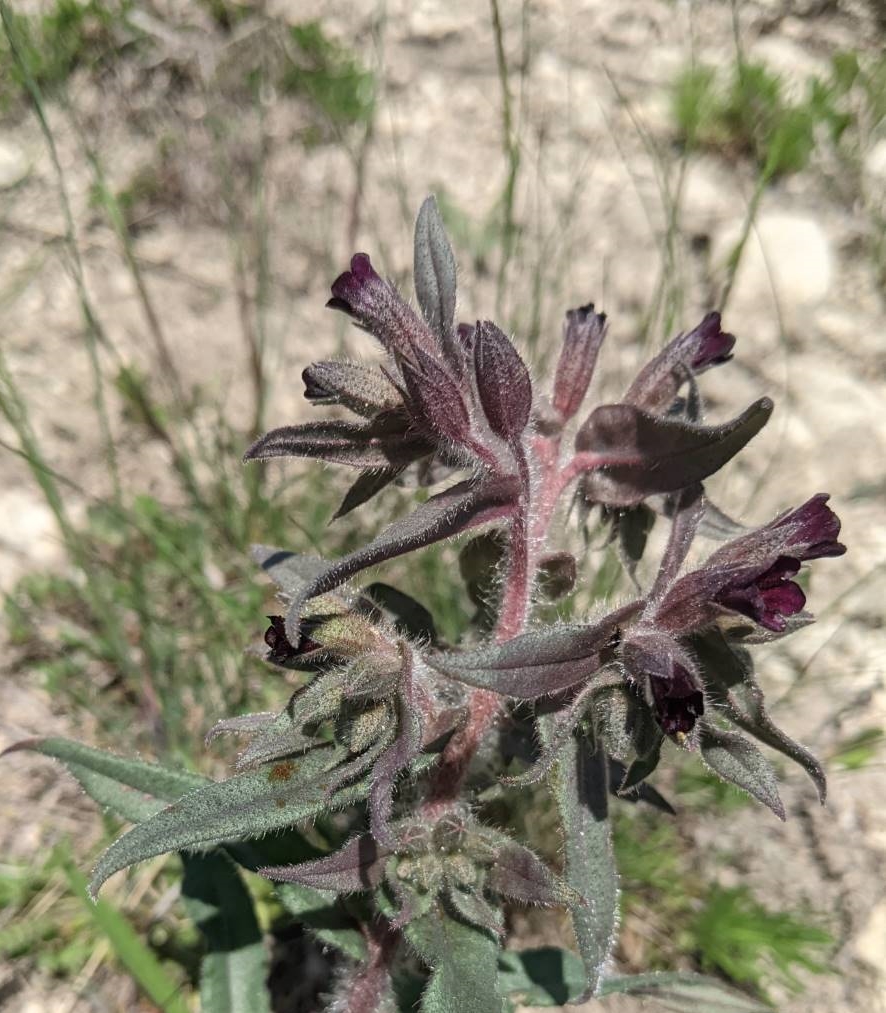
[446,887,505,937]
[577,398,773,507]
[414,196,458,353]
[473,320,533,441]
[502,669,625,789]
[542,727,618,1001]
[553,304,608,422]
[283,476,519,645]
[327,253,438,360]
[486,839,578,907]
[401,345,472,444]
[260,834,391,892]
[649,484,705,599]
[243,414,432,470]
[617,734,664,794]
[692,629,826,802]
[624,312,736,415]
[430,602,642,699]
[302,360,402,417]
[370,653,423,847]
[612,504,656,583]
[699,724,786,820]
[334,467,404,520]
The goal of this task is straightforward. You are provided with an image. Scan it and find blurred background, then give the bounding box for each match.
[1,1,884,1011]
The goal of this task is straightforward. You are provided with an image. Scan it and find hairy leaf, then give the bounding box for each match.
[699,724,786,819]
[243,414,431,470]
[407,903,504,1013]
[261,834,391,893]
[485,838,577,907]
[90,745,370,897]
[370,657,423,846]
[473,321,533,441]
[544,729,618,1001]
[577,398,773,507]
[3,738,207,824]
[334,467,404,519]
[401,345,471,443]
[693,629,826,802]
[447,887,505,937]
[302,359,401,417]
[414,195,458,348]
[599,971,771,1011]
[430,602,641,699]
[182,852,271,1013]
[282,476,519,644]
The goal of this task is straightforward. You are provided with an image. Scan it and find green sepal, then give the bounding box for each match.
[181,851,271,1013]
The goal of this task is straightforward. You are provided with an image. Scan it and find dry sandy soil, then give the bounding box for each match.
[1,1,885,1011]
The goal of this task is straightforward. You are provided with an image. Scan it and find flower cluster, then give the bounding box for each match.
[17,196,845,1013]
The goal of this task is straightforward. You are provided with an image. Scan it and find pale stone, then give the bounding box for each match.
[855,900,886,973]
[711,211,834,316]
[864,138,886,185]
[0,140,29,189]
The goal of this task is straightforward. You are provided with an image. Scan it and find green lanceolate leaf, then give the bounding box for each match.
[699,724,785,820]
[3,738,207,824]
[90,745,369,897]
[599,971,771,1011]
[693,628,826,802]
[407,902,504,1013]
[63,859,189,1013]
[498,947,587,1007]
[543,726,618,1002]
[182,852,271,1013]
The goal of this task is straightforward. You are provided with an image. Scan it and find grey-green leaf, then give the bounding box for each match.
[182,852,271,1013]
[3,737,207,824]
[543,726,618,1001]
[90,745,369,897]
[407,904,504,1013]
[699,724,786,819]
[414,195,457,342]
[599,971,771,1012]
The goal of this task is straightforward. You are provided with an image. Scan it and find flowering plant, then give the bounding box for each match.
[9,197,844,1012]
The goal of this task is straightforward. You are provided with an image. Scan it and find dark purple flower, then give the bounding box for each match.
[717,555,806,633]
[264,615,322,665]
[624,312,736,415]
[552,304,608,422]
[649,662,705,736]
[622,634,705,737]
[327,253,437,360]
[654,494,845,637]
